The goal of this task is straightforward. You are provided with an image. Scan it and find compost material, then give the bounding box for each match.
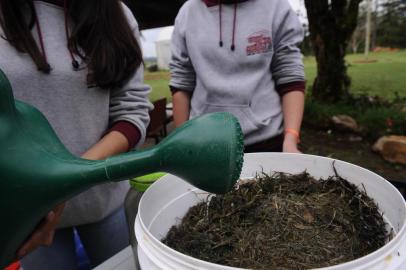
[163,171,391,269]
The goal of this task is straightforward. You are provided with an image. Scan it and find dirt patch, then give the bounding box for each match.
[300,127,406,198]
[300,127,405,180]
[163,172,391,269]
[352,59,378,64]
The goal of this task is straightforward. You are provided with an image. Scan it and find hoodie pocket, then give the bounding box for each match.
[204,103,267,135]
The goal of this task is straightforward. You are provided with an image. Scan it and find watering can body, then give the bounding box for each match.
[0,69,244,267]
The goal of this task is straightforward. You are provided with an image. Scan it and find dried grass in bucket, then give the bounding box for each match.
[163,170,392,269]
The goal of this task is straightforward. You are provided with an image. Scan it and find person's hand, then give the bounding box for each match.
[283,133,302,153]
[17,203,65,258]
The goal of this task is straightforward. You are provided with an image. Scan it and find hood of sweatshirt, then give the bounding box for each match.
[202,0,250,7]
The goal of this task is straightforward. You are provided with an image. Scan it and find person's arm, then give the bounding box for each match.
[271,1,306,153]
[108,3,153,149]
[17,204,65,258]
[282,90,305,153]
[81,130,131,159]
[172,90,192,128]
[169,4,196,128]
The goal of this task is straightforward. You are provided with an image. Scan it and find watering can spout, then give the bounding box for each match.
[105,114,245,192]
[0,68,244,268]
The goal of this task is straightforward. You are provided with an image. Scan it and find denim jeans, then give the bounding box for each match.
[21,206,130,270]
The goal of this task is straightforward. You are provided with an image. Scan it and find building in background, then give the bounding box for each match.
[155,26,174,70]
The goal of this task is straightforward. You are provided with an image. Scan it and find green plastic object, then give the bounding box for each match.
[130,172,166,192]
[0,69,244,268]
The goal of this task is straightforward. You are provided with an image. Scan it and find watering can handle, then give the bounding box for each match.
[0,70,17,116]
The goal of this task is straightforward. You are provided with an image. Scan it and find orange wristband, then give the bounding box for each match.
[284,128,300,143]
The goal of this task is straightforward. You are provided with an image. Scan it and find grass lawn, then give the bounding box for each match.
[145,50,406,101]
[144,71,171,102]
[304,50,406,100]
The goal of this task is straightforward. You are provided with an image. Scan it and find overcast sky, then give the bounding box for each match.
[141,0,304,58]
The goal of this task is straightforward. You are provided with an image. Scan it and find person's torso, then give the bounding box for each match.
[183,0,283,143]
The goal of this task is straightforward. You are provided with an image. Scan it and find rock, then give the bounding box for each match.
[372,136,406,165]
[331,115,359,132]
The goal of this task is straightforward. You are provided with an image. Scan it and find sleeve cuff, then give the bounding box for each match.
[169,85,193,94]
[108,121,141,151]
[276,81,306,96]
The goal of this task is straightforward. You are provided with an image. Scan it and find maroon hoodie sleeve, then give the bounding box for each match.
[108,121,141,151]
[276,81,306,96]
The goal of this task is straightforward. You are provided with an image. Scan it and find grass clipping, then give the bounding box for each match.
[163,171,391,269]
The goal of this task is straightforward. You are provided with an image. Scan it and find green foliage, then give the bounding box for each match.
[304,96,406,140]
[304,100,354,129]
[375,0,406,48]
[300,34,313,56]
[357,106,406,138]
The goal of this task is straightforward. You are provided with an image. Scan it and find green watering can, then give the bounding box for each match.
[0,69,244,268]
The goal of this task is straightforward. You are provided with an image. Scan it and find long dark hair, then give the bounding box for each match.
[0,0,143,89]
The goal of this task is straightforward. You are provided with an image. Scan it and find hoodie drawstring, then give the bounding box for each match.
[219,0,223,47]
[231,0,237,51]
[63,0,79,70]
[33,0,79,71]
[32,4,49,66]
[218,0,238,51]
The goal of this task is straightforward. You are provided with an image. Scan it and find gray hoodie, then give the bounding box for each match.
[170,0,305,145]
[0,1,152,227]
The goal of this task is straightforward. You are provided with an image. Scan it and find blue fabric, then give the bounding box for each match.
[21,206,130,270]
[74,229,91,270]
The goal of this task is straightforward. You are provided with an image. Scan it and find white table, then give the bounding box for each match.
[94,246,135,270]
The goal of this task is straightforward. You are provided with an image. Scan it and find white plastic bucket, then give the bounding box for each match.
[135,153,406,270]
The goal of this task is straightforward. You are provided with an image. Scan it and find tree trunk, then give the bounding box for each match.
[304,0,363,103]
